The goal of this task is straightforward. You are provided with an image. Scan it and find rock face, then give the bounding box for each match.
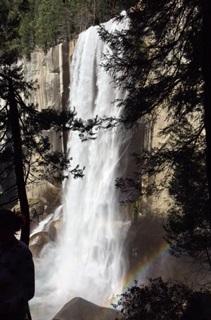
[51,297,124,320]
[21,41,75,205]
[22,40,75,158]
[22,41,75,113]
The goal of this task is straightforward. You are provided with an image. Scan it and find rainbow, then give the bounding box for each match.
[108,240,171,308]
[123,241,171,290]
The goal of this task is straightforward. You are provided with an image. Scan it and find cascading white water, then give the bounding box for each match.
[31,16,131,320]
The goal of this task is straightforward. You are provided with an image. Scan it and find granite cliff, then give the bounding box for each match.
[21,41,75,219]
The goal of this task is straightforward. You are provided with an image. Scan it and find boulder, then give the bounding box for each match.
[29,231,49,257]
[48,219,61,241]
[51,297,124,320]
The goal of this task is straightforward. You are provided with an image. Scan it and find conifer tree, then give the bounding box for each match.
[99,0,211,268]
[0,0,98,245]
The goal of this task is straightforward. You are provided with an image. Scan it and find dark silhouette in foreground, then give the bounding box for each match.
[0,209,34,320]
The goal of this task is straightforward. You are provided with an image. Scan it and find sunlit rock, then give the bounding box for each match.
[29,231,49,257]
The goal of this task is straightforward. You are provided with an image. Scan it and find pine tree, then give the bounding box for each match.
[99,0,211,268]
[0,1,99,245]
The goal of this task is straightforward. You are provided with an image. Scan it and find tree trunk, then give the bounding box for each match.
[8,80,30,246]
[201,0,211,253]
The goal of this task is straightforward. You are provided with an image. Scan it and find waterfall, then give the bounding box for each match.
[31,16,131,320]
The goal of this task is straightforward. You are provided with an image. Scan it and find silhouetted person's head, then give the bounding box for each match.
[0,209,25,243]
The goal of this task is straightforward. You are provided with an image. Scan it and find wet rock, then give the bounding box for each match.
[48,219,61,242]
[29,231,49,257]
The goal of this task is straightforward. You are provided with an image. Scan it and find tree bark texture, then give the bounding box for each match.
[201,0,211,248]
[8,80,30,246]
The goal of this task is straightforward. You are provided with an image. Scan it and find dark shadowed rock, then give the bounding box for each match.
[51,297,124,320]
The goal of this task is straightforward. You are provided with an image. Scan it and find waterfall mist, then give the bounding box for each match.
[31,17,131,320]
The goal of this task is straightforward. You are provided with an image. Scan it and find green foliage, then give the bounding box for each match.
[12,0,138,55]
[0,4,100,208]
[115,278,211,320]
[18,1,36,56]
[164,142,210,266]
[0,68,101,213]
[0,64,99,208]
[34,0,64,50]
[0,0,25,63]
[98,0,211,270]
[114,278,193,320]
[99,1,203,125]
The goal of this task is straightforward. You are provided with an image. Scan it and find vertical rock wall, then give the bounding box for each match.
[23,41,75,113]
[22,41,75,205]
